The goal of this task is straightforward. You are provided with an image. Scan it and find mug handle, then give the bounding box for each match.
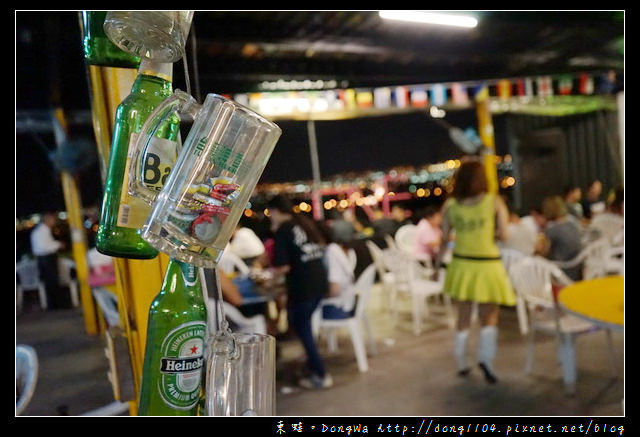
[128,89,201,205]
[205,331,238,416]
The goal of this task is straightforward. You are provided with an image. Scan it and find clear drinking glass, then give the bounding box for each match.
[104,11,194,63]
[128,89,281,268]
[206,332,276,416]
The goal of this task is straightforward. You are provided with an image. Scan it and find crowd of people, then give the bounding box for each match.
[20,159,623,392]
[214,159,623,390]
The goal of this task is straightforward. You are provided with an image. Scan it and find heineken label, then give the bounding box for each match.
[157,321,207,410]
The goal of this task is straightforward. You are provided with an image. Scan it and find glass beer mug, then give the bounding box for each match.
[206,332,276,416]
[104,11,194,63]
[129,90,281,268]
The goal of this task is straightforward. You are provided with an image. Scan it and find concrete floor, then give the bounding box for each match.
[15,284,624,417]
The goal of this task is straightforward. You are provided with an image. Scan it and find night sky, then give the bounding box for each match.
[15,12,505,218]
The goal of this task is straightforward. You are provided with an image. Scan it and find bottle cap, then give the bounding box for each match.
[139,58,173,81]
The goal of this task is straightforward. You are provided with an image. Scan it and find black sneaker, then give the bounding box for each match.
[478,362,498,384]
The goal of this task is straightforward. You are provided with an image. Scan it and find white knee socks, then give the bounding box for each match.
[477,325,498,369]
[454,330,470,372]
[455,326,499,381]
[477,325,498,383]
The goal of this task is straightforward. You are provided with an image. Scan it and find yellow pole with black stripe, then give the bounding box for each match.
[51,108,100,336]
[475,84,499,194]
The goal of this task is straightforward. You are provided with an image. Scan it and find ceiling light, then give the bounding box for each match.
[379,11,478,28]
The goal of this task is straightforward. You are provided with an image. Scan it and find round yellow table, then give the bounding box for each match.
[558,275,624,332]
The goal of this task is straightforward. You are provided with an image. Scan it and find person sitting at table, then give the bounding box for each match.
[218,247,271,317]
[319,221,358,319]
[563,184,584,220]
[414,205,443,262]
[538,196,583,281]
[581,179,606,221]
[499,201,538,256]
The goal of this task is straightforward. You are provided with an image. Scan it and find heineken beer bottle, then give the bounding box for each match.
[137,259,208,415]
[96,59,181,258]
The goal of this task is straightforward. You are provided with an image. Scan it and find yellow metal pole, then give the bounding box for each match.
[475,85,499,194]
[87,65,114,183]
[52,108,100,335]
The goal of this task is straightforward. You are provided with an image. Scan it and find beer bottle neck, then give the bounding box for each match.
[163,258,201,295]
[138,59,173,81]
[131,60,173,97]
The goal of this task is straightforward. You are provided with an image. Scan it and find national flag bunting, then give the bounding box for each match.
[373,87,392,109]
[579,73,594,94]
[536,76,553,97]
[430,84,447,106]
[410,87,428,108]
[497,79,512,100]
[450,83,469,106]
[558,75,573,95]
[394,86,409,108]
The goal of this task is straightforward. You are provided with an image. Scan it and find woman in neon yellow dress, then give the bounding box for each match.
[435,159,515,383]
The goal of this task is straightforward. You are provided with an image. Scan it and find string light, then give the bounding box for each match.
[379,11,478,28]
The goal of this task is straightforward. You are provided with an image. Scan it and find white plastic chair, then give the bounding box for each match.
[500,248,529,335]
[91,287,126,402]
[312,265,377,372]
[384,234,398,251]
[383,249,451,334]
[394,223,417,254]
[92,287,121,328]
[605,246,624,276]
[587,213,624,245]
[509,256,617,395]
[16,344,38,415]
[16,257,47,312]
[553,238,610,280]
[365,240,396,309]
[58,257,80,308]
[207,298,267,335]
[218,249,251,276]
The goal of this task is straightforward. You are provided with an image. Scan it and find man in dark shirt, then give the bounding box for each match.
[268,195,333,389]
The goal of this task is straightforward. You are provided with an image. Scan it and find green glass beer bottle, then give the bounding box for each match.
[137,259,208,416]
[80,11,140,68]
[96,59,181,259]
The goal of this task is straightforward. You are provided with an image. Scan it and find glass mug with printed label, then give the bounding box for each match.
[129,89,281,268]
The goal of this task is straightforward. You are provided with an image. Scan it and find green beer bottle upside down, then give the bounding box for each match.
[137,259,208,415]
[96,59,181,259]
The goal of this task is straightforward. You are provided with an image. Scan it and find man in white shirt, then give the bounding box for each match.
[30,212,67,309]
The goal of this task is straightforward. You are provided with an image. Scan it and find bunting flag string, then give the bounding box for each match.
[235,70,620,118]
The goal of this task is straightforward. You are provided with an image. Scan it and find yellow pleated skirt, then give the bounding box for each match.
[443,257,516,306]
